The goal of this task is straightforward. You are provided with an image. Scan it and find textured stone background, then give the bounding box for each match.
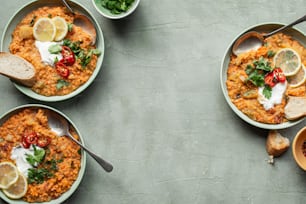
[1,0,306,203]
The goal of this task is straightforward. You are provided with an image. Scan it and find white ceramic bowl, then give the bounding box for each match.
[0,104,86,204]
[220,23,306,129]
[1,0,104,102]
[92,0,140,19]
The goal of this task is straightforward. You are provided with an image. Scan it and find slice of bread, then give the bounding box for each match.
[0,52,36,87]
[284,96,306,120]
[266,130,290,157]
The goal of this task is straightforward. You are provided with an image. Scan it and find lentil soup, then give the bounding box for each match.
[9,6,100,96]
[0,107,82,202]
[226,33,306,124]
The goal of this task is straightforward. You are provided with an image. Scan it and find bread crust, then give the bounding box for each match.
[285,96,306,120]
[0,52,36,86]
[266,130,290,157]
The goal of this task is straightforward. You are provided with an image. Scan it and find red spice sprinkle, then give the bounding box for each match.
[302,141,306,157]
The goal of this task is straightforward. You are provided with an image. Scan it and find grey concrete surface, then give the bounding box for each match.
[1,0,306,203]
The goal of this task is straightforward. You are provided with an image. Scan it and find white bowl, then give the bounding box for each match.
[1,0,105,102]
[0,104,86,204]
[92,0,140,19]
[220,23,306,129]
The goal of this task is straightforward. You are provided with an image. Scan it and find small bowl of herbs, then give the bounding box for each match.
[92,0,140,19]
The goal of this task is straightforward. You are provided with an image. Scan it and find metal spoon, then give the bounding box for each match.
[61,0,97,45]
[232,14,306,56]
[46,110,113,172]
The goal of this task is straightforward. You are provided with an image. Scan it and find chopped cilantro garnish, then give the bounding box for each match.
[48,44,62,54]
[67,23,73,32]
[245,57,274,98]
[56,79,70,89]
[28,168,53,184]
[26,145,45,166]
[263,85,272,99]
[30,15,37,27]
[100,0,135,14]
[253,57,273,72]
[267,50,276,58]
[62,39,101,68]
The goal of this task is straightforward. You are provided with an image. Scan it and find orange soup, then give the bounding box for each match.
[226,33,306,124]
[9,6,100,96]
[0,108,81,202]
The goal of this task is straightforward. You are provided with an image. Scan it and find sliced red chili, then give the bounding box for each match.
[24,132,38,144]
[273,68,286,83]
[264,72,277,87]
[56,61,70,78]
[61,46,75,66]
[37,136,51,148]
[21,140,31,149]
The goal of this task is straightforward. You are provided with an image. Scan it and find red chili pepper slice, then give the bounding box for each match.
[21,131,38,148]
[24,132,38,144]
[37,136,51,148]
[61,46,75,66]
[56,61,70,78]
[21,140,31,149]
[264,72,277,87]
[273,67,286,83]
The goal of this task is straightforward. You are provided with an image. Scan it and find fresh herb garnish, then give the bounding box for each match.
[27,153,63,184]
[62,39,101,68]
[247,69,265,87]
[30,15,37,27]
[267,50,276,58]
[56,79,70,89]
[54,56,59,64]
[67,23,73,32]
[46,158,63,171]
[28,168,53,184]
[63,39,82,54]
[263,85,272,99]
[26,145,45,166]
[253,57,273,72]
[245,57,274,98]
[100,0,135,14]
[48,44,62,54]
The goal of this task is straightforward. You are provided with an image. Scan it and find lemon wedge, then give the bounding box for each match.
[287,64,306,87]
[52,16,68,41]
[273,48,302,76]
[0,162,19,189]
[3,172,28,199]
[33,17,56,41]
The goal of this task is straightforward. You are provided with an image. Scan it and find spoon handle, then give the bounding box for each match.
[264,14,306,38]
[67,134,113,172]
[61,0,74,14]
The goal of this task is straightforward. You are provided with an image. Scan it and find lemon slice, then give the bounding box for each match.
[33,17,56,41]
[52,16,68,41]
[273,48,302,76]
[0,162,19,189]
[287,64,306,87]
[3,172,28,199]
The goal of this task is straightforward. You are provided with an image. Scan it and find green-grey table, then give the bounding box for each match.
[1,0,306,204]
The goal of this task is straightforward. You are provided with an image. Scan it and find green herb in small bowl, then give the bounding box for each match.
[92,0,140,19]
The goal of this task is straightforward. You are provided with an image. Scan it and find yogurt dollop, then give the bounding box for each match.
[35,41,62,66]
[257,82,287,110]
[10,145,41,177]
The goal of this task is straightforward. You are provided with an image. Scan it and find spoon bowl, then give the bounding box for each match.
[46,110,113,172]
[232,14,306,56]
[61,0,96,45]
